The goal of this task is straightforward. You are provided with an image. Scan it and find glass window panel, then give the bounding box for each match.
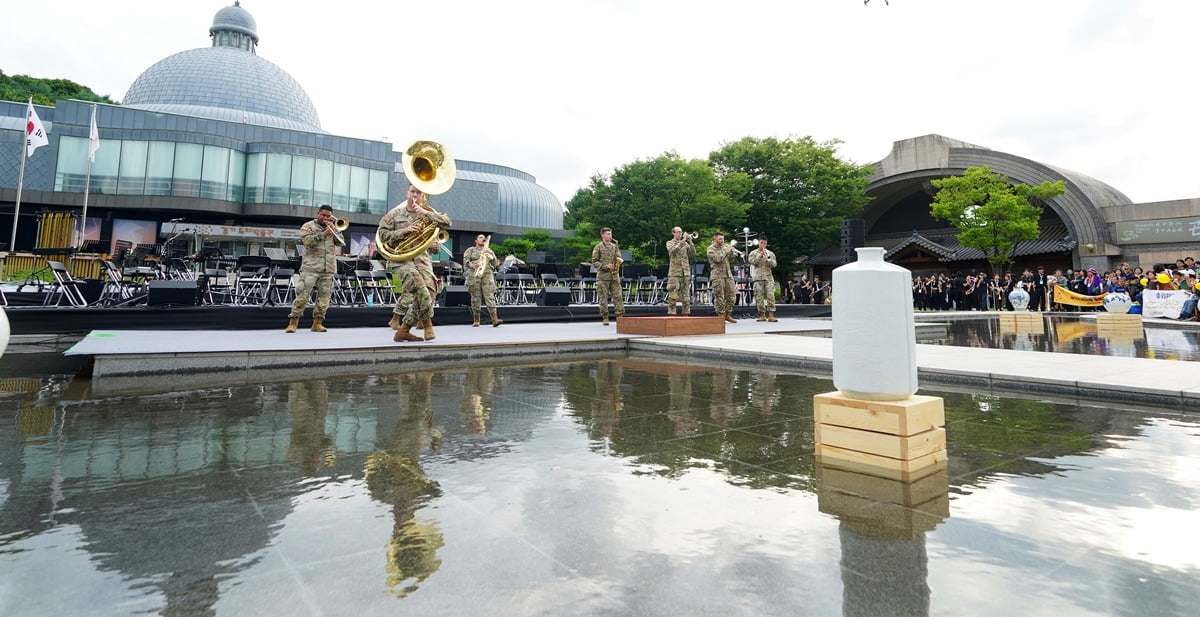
[244,153,266,203]
[313,159,333,207]
[264,153,292,204]
[331,163,350,210]
[145,142,175,196]
[87,139,121,195]
[172,143,203,198]
[290,156,315,206]
[201,146,231,200]
[368,169,388,214]
[229,150,246,202]
[349,166,369,214]
[54,136,88,192]
[117,140,148,195]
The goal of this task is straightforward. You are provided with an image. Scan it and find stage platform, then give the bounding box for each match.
[3,302,832,335]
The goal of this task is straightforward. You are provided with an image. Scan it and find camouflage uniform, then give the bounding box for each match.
[665,237,694,315]
[591,240,624,321]
[747,247,777,315]
[378,204,451,327]
[463,245,499,314]
[707,242,736,316]
[289,218,344,320]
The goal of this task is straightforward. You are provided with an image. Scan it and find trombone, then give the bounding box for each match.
[326,217,349,245]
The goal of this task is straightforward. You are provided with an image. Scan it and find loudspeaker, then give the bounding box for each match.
[440,285,471,307]
[840,218,866,263]
[537,287,572,306]
[148,279,199,306]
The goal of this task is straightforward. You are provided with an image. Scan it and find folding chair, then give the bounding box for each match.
[201,268,233,304]
[44,261,88,306]
[270,268,296,305]
[371,270,397,305]
[98,260,136,305]
[233,255,272,305]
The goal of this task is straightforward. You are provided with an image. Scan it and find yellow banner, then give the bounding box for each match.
[1054,284,1107,307]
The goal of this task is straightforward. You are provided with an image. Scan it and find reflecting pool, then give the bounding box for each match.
[1,355,1198,616]
[919,315,1200,361]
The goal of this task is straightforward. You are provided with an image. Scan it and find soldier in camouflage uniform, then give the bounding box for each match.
[590,227,624,325]
[378,185,452,342]
[747,235,778,322]
[286,204,344,333]
[665,227,695,315]
[706,231,738,323]
[463,234,502,327]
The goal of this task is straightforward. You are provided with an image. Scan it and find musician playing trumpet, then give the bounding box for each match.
[379,184,453,342]
[665,227,695,315]
[707,231,738,323]
[590,227,624,325]
[286,204,345,333]
[747,235,778,322]
[462,234,502,327]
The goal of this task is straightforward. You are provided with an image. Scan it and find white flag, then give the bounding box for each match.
[25,100,49,157]
[88,104,100,163]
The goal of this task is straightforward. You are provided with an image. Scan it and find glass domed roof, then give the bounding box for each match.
[123,2,322,132]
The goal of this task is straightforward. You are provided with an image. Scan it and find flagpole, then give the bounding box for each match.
[79,104,97,249]
[10,106,30,253]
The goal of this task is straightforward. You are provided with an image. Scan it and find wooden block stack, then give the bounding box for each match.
[998,312,1045,335]
[1097,313,1144,340]
[816,464,950,538]
[813,391,947,481]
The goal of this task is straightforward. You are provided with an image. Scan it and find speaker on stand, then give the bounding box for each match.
[440,285,471,307]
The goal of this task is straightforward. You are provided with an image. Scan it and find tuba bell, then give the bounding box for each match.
[377,140,456,262]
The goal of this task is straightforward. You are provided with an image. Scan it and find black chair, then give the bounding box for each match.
[233,255,272,304]
[44,260,88,306]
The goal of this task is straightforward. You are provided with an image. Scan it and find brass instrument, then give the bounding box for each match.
[728,239,744,258]
[474,235,492,278]
[687,231,699,240]
[377,140,456,262]
[327,217,348,245]
[612,239,623,271]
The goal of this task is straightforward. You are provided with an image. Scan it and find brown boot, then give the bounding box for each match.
[393,322,422,342]
[489,308,503,327]
[387,314,402,330]
[767,312,778,322]
[724,312,737,324]
[311,318,327,332]
[472,313,480,327]
[285,316,299,333]
[422,319,436,341]
[756,313,766,322]
[602,315,610,326]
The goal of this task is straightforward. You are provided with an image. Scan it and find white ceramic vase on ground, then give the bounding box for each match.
[831,247,917,401]
[1008,286,1030,311]
[1102,292,1132,314]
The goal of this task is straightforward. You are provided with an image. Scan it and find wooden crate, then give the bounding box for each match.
[816,464,949,507]
[616,315,725,336]
[816,444,948,481]
[813,392,944,437]
[816,424,946,460]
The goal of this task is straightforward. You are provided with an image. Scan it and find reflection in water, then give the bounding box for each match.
[364,372,444,599]
[0,359,1197,615]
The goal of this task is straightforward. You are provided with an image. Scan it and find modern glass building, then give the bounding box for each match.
[0,2,563,261]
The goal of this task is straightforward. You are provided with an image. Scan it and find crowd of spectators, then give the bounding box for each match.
[908,256,1200,319]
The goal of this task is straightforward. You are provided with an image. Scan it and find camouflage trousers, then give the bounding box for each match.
[754,279,776,313]
[468,277,497,313]
[712,277,735,315]
[289,272,333,319]
[390,262,433,327]
[596,277,624,318]
[665,275,691,314]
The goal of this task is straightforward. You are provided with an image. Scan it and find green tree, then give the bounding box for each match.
[930,165,1066,274]
[708,136,874,280]
[1,70,118,105]
[564,153,749,265]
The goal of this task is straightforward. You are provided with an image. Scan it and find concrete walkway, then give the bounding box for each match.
[62,314,1200,408]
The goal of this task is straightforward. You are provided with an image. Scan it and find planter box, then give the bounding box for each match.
[615,315,725,336]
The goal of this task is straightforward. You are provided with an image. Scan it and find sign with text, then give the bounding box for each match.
[1115,218,1200,244]
[1141,289,1189,319]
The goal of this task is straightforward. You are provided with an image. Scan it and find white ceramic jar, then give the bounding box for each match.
[831,247,918,401]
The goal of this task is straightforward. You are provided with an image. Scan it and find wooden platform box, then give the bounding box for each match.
[999,312,1045,334]
[813,392,944,437]
[816,463,949,508]
[616,315,725,336]
[816,424,946,460]
[816,443,948,482]
[1095,313,1142,327]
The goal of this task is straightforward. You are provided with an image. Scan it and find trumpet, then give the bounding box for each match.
[728,239,744,258]
[687,231,699,239]
[325,216,348,245]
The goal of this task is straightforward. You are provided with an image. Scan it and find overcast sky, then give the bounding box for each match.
[4,0,1197,209]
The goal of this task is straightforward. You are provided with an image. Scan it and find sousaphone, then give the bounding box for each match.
[377,140,456,262]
